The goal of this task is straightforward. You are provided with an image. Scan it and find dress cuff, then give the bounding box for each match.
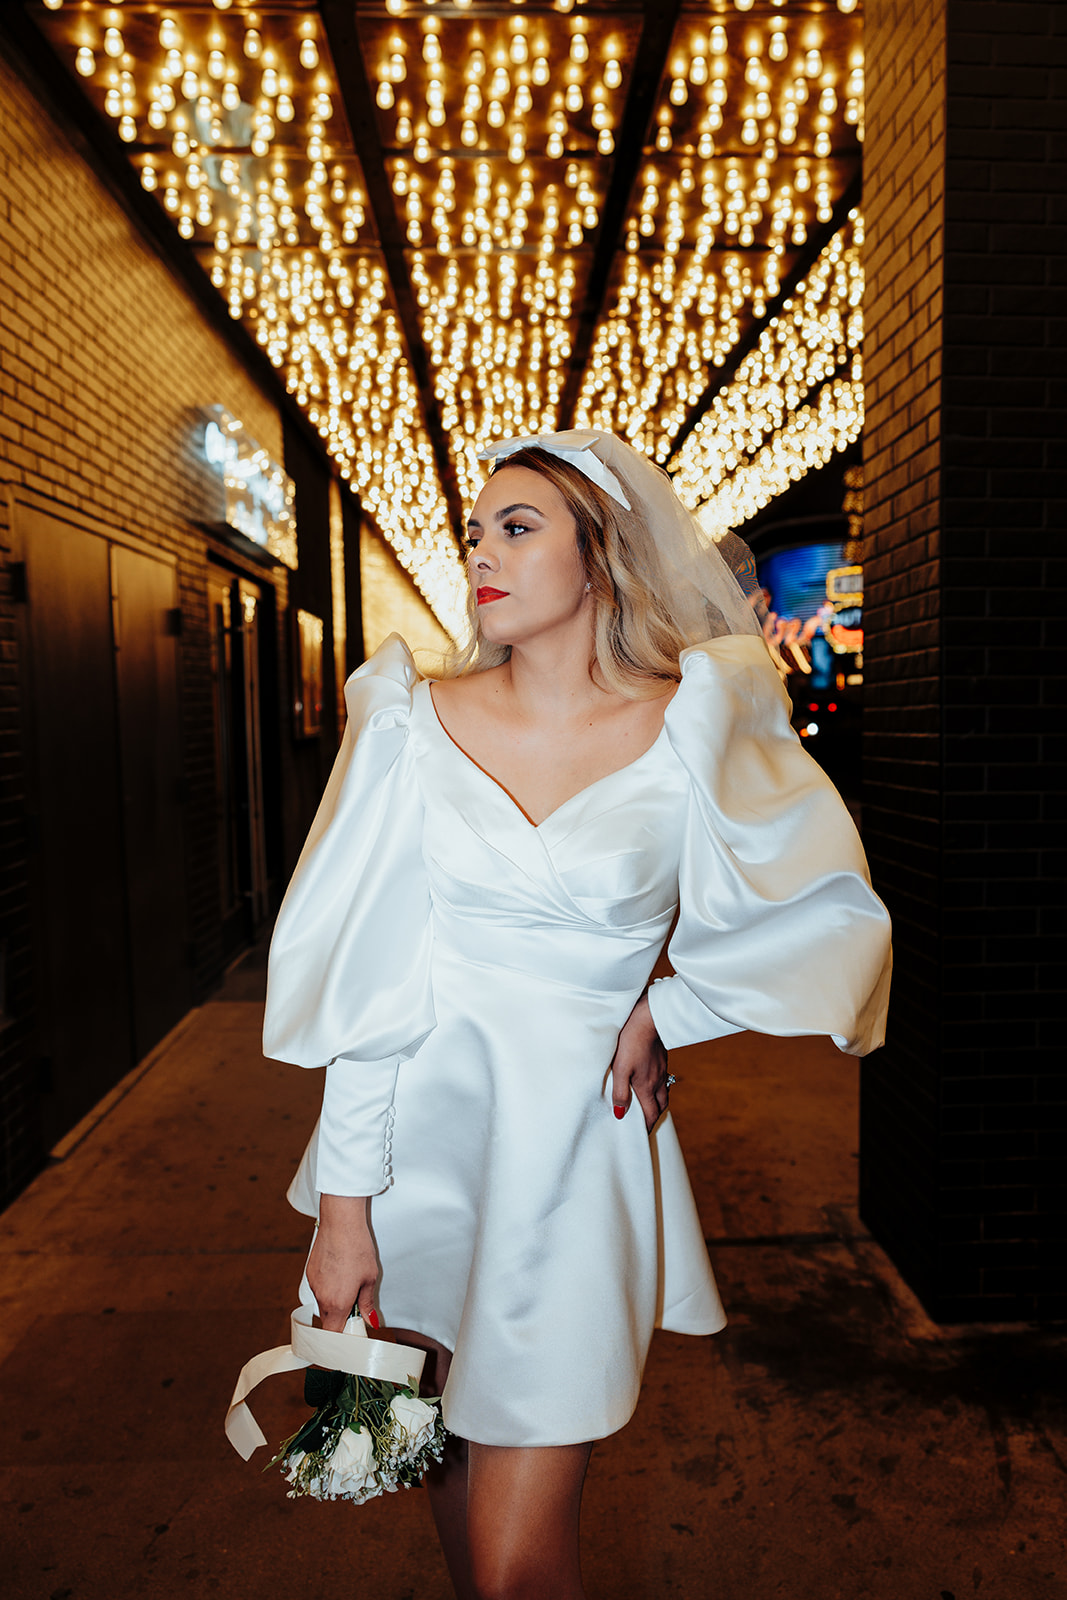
[314,1056,401,1198]
[646,976,745,1052]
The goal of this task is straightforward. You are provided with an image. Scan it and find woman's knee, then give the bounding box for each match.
[468,1542,567,1600]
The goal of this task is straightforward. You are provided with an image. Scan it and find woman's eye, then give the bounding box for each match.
[503,521,530,537]
[464,536,480,552]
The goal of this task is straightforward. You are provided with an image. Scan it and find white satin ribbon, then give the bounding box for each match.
[224,1306,428,1462]
[477,430,633,510]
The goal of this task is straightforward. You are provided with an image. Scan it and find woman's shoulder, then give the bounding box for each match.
[678,632,776,680]
[341,634,423,732]
[347,633,418,687]
[670,634,784,720]
[662,633,792,785]
[427,664,507,712]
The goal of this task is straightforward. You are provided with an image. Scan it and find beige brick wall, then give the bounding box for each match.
[360,521,454,672]
[0,49,289,1197]
[0,66,282,534]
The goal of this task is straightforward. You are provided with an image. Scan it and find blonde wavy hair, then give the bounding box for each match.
[440,447,689,700]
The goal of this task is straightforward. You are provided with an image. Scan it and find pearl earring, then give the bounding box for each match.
[585,581,591,592]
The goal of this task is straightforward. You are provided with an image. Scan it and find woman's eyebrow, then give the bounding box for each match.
[494,502,542,519]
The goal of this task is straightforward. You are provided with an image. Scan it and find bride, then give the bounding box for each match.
[263,431,892,1599]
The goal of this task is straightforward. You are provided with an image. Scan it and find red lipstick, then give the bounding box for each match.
[477,587,508,604]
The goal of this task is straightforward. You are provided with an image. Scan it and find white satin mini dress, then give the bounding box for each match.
[264,633,891,1447]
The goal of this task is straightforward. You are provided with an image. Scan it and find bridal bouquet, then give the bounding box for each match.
[272,1365,447,1503]
[225,1303,447,1505]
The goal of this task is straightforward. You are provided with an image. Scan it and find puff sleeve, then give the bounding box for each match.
[646,636,892,1057]
[263,634,435,1201]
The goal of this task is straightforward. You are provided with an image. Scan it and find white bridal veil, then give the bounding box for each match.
[477,429,765,648]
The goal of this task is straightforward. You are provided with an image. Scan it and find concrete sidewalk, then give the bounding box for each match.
[1,959,1064,1600]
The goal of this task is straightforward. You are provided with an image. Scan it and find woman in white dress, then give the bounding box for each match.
[264,430,891,1599]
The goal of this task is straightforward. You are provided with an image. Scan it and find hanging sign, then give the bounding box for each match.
[200,405,297,569]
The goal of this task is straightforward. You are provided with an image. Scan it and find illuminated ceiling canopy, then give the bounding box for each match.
[29,0,864,634]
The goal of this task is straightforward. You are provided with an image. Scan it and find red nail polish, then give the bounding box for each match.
[614,1105,626,1120]
[366,1308,380,1330]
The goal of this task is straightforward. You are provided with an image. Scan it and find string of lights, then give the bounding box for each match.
[33,0,866,637]
[671,210,864,530]
[685,368,864,538]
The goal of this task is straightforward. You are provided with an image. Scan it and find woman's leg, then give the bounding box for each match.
[390,1326,593,1600]
[465,1440,593,1600]
[389,1328,477,1597]
[425,1431,475,1596]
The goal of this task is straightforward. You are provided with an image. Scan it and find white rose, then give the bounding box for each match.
[389,1395,438,1460]
[322,1425,377,1497]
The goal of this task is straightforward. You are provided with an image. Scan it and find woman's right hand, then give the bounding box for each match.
[307,1193,381,1332]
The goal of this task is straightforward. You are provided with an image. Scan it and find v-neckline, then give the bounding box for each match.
[423,680,670,832]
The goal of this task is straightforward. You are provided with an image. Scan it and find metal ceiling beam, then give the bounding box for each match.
[666,170,863,466]
[555,0,684,430]
[319,0,465,546]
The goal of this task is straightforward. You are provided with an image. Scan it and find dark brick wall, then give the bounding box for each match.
[861,0,947,1314]
[861,0,1067,1320]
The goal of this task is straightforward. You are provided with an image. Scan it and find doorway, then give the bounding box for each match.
[209,571,271,962]
[19,504,190,1147]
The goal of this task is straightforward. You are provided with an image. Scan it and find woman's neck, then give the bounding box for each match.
[499,623,609,724]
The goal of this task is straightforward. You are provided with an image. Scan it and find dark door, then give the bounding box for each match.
[236,580,270,927]
[209,572,270,954]
[111,544,190,1059]
[22,509,133,1146]
[209,574,246,960]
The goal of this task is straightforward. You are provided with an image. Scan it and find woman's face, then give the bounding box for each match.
[465,466,590,649]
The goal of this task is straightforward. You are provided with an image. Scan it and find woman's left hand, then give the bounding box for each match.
[610,991,670,1132]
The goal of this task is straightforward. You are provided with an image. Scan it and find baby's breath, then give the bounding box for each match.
[270,1372,447,1504]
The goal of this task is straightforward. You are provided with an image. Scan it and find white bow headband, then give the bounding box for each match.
[476,431,633,511]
